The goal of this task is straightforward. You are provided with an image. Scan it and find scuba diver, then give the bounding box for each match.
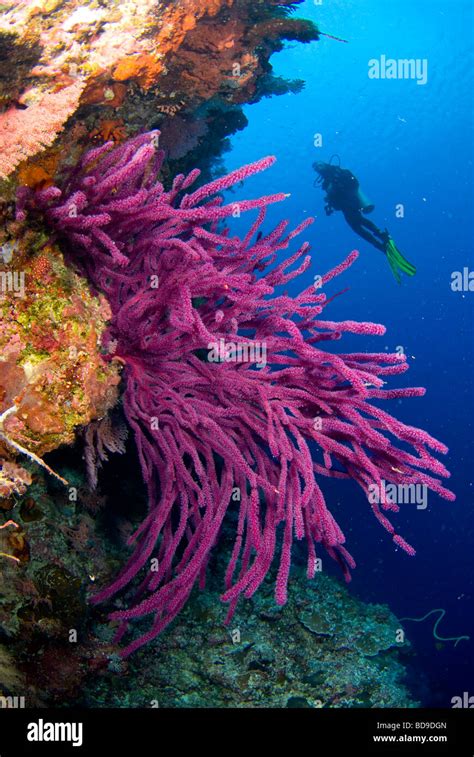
[313,158,416,283]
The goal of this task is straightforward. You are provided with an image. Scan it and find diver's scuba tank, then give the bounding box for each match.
[356,187,375,214]
[313,157,375,213]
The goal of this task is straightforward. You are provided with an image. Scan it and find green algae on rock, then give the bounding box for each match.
[0,231,121,469]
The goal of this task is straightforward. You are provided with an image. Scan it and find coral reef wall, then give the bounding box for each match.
[0,0,318,187]
[0,0,318,498]
[0,0,328,706]
[0,1,440,710]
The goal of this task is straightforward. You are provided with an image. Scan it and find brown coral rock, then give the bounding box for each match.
[0,238,121,465]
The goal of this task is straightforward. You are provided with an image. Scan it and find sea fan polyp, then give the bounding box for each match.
[17,132,454,657]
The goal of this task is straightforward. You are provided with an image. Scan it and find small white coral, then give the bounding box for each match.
[62,6,105,32]
[0,405,68,487]
[83,415,128,489]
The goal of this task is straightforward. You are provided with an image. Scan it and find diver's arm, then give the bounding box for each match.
[323,181,336,214]
[323,194,334,215]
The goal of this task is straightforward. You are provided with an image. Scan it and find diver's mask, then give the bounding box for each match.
[313,161,337,187]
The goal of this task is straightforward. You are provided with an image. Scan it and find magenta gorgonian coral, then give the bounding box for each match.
[17,132,455,656]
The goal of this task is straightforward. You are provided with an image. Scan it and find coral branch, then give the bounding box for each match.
[19,132,454,657]
[0,520,21,563]
[0,406,68,487]
[0,520,19,530]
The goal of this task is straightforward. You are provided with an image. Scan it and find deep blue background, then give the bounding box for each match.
[225,0,473,706]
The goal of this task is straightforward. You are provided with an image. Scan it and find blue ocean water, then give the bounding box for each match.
[226,0,473,706]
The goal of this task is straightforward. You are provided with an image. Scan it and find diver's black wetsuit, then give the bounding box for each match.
[315,164,388,252]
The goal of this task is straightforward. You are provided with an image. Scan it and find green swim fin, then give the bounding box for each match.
[385,237,416,284]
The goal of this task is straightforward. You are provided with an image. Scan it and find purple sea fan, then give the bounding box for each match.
[18,131,455,657]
